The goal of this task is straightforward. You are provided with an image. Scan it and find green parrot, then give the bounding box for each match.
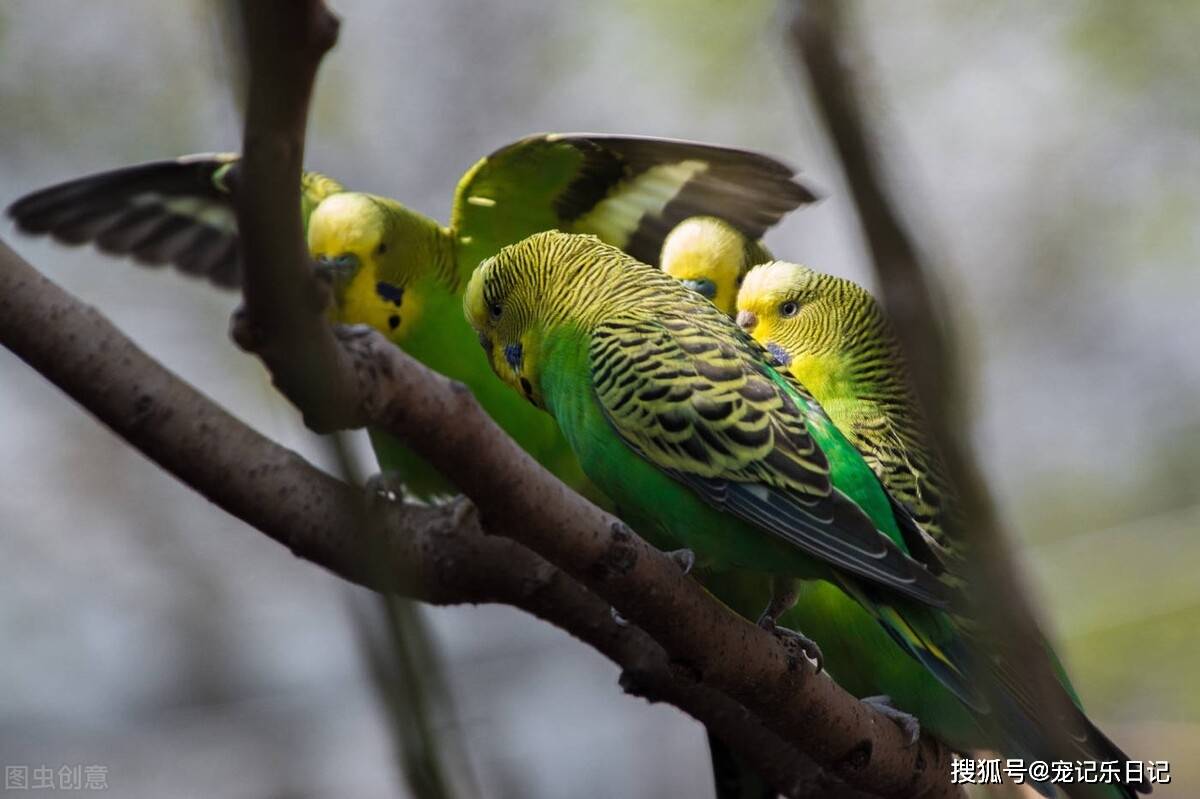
[7,134,814,500]
[660,215,772,316]
[662,222,1149,798]
[735,260,956,541]
[8,138,815,799]
[661,222,952,542]
[465,231,1148,799]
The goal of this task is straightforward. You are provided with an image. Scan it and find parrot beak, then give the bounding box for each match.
[476,331,493,357]
[314,253,360,286]
[736,310,758,332]
[680,278,717,300]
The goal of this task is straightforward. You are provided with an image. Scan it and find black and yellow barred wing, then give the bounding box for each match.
[589,313,948,607]
[7,154,345,288]
[451,133,816,285]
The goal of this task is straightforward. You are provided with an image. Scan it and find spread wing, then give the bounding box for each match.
[7,154,345,288]
[589,314,947,607]
[451,133,816,284]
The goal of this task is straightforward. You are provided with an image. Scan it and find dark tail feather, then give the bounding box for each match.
[984,663,1151,799]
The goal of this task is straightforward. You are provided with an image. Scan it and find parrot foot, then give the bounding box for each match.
[365,471,407,504]
[758,578,799,626]
[610,606,630,627]
[448,496,479,529]
[665,548,696,575]
[760,621,824,673]
[862,695,920,746]
[756,578,820,669]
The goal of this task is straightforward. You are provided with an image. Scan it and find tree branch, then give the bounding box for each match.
[221,3,958,796]
[0,235,867,799]
[786,0,959,431]
[0,1,964,796]
[230,0,362,432]
[787,2,1098,793]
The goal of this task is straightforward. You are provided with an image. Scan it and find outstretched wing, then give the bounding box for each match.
[7,154,345,288]
[451,133,816,284]
[589,314,947,607]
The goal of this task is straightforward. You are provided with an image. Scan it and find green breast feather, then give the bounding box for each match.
[473,232,1146,799]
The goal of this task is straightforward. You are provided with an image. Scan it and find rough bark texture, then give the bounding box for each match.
[0,1,970,796]
[0,235,873,799]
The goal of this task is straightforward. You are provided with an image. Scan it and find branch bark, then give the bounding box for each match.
[221,3,958,796]
[231,0,363,432]
[0,236,865,799]
[0,1,965,796]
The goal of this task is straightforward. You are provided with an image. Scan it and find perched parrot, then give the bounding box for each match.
[731,260,1149,799]
[465,231,1148,799]
[660,215,772,316]
[7,134,814,499]
[662,223,952,538]
[7,137,815,799]
[734,261,956,540]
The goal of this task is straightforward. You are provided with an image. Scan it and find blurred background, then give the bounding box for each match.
[1,1,1196,796]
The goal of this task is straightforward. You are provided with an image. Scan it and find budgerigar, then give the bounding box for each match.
[660,215,773,316]
[7,134,814,498]
[465,232,1148,799]
[735,261,956,542]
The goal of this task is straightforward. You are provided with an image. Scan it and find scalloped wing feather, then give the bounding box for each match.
[590,314,949,607]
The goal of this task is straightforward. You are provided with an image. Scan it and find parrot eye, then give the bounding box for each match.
[488,301,503,321]
[780,301,800,318]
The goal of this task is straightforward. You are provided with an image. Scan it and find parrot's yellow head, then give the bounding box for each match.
[307,192,451,343]
[464,236,559,409]
[466,231,657,410]
[660,216,768,317]
[736,261,884,395]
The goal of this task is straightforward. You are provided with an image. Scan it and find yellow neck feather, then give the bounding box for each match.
[787,352,856,406]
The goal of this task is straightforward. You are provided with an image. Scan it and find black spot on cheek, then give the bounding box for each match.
[477,332,493,356]
[376,243,388,255]
[519,377,534,399]
[388,315,401,330]
[376,281,404,305]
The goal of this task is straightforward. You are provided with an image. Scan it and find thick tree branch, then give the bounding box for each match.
[788,3,1099,794]
[231,1,361,431]
[0,237,866,799]
[222,3,959,796]
[318,327,961,799]
[0,0,966,795]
